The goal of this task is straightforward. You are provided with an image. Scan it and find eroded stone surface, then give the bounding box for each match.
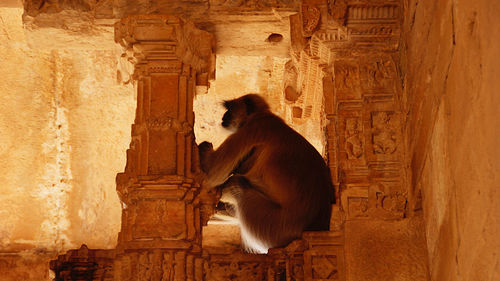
[344,217,429,281]
[401,0,500,280]
[0,6,135,253]
[0,252,53,281]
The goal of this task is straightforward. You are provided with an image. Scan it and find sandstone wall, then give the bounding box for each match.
[401,0,500,280]
[0,4,135,255]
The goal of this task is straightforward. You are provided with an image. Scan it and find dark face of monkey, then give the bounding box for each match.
[221,100,247,131]
[221,94,270,131]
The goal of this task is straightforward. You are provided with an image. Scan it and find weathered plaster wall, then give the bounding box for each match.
[401,0,500,280]
[0,4,135,256]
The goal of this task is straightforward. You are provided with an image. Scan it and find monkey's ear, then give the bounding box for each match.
[223,100,232,109]
[243,96,257,115]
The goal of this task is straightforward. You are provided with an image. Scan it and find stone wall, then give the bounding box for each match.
[0,1,135,255]
[401,0,500,280]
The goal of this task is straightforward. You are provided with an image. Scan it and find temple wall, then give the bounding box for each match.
[0,5,135,254]
[401,0,500,280]
[0,0,498,279]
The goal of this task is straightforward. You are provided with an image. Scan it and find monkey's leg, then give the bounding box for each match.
[220,176,302,252]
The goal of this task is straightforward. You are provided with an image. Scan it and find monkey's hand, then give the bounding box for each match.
[198,141,214,173]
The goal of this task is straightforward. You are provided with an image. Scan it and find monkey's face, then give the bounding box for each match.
[222,100,247,131]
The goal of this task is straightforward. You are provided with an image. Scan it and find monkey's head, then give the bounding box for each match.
[221,94,270,130]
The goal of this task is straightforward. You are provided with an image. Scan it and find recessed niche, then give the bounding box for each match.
[285,86,300,102]
[292,106,303,118]
[266,33,283,43]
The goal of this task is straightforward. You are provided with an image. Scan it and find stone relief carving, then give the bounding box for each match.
[114,16,215,85]
[327,0,347,22]
[347,5,399,22]
[207,261,266,280]
[302,5,321,36]
[370,183,406,218]
[48,0,416,277]
[311,255,339,279]
[146,118,193,134]
[348,197,369,218]
[334,61,361,99]
[350,25,395,36]
[345,118,364,159]
[342,183,406,220]
[360,58,396,91]
[303,233,345,281]
[371,111,397,155]
[210,0,299,8]
[25,0,92,15]
[379,192,406,213]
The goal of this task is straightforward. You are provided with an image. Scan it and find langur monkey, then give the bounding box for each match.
[198,94,334,253]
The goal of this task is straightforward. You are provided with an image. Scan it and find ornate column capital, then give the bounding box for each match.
[114,15,215,83]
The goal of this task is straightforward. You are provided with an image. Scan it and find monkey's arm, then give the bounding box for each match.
[202,131,258,187]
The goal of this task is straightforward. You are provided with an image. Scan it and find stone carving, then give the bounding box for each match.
[327,0,347,22]
[146,118,193,133]
[350,25,395,36]
[114,250,199,281]
[379,192,406,213]
[132,200,187,239]
[49,0,420,278]
[341,183,407,220]
[288,256,305,280]
[344,3,400,48]
[176,21,216,76]
[369,183,406,219]
[114,15,215,85]
[371,111,397,155]
[24,0,92,16]
[207,261,266,280]
[360,58,396,91]
[345,118,363,159]
[210,0,299,9]
[50,244,115,281]
[111,15,216,281]
[311,255,338,279]
[341,186,367,220]
[303,232,345,281]
[302,5,321,36]
[347,5,399,22]
[348,197,369,218]
[334,61,361,99]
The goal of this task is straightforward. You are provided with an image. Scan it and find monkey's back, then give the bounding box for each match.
[239,112,333,230]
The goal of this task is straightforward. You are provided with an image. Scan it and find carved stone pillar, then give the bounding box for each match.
[113,15,215,281]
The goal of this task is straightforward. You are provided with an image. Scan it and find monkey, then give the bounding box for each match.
[198,94,334,253]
